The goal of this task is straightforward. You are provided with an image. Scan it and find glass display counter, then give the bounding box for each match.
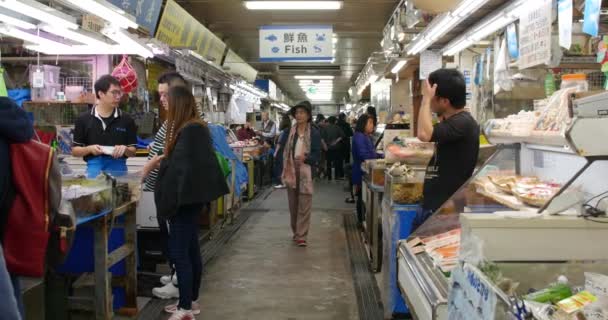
[396,140,608,319]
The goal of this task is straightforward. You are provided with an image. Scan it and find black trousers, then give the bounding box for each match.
[356,184,364,224]
[326,149,344,180]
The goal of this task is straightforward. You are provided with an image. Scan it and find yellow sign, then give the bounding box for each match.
[155,0,226,63]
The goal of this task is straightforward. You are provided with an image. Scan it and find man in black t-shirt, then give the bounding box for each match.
[72,75,137,178]
[416,69,480,228]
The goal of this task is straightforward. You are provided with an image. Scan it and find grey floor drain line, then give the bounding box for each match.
[344,213,384,320]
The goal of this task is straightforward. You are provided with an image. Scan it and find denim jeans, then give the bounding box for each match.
[0,244,22,320]
[168,205,203,310]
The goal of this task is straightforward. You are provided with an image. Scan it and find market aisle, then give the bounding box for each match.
[189,181,359,320]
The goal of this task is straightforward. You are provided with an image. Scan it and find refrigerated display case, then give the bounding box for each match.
[396,96,608,319]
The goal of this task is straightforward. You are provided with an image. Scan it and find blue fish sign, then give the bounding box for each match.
[265,34,278,42]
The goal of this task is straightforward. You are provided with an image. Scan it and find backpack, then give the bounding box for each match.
[3,140,73,276]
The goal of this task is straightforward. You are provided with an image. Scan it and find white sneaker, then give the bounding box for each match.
[165,301,201,315]
[167,309,195,320]
[274,184,286,189]
[160,274,178,286]
[152,282,180,299]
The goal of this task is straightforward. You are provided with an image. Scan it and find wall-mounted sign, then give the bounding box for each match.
[259,25,333,62]
[156,0,226,64]
[108,0,162,35]
[419,50,442,79]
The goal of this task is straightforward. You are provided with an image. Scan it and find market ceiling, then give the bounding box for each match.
[178,0,399,104]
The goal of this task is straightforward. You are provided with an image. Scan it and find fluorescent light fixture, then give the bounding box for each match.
[333,36,338,44]
[244,1,343,10]
[391,60,408,74]
[101,27,153,58]
[41,24,110,47]
[294,75,334,80]
[0,12,35,29]
[0,0,78,29]
[368,75,379,83]
[442,0,526,56]
[64,0,137,29]
[404,0,491,55]
[0,24,69,48]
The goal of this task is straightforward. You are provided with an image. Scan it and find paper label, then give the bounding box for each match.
[419,50,442,80]
[583,0,601,37]
[32,70,44,88]
[558,0,573,49]
[519,0,553,69]
[448,264,498,320]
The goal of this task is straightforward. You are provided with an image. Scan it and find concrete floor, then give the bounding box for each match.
[190,181,359,320]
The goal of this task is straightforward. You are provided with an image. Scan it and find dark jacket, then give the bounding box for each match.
[279,125,322,167]
[321,124,345,150]
[0,98,34,237]
[351,132,378,185]
[155,123,230,218]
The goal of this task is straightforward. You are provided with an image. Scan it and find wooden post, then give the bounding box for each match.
[124,203,137,309]
[94,215,112,320]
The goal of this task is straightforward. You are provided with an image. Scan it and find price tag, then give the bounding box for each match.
[448,264,498,320]
[32,69,44,88]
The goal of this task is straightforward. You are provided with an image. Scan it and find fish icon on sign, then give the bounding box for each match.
[265,34,278,42]
[313,46,322,53]
[272,47,280,53]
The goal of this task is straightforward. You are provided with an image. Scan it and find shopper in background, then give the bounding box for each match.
[72,75,137,178]
[273,114,292,189]
[322,116,345,180]
[280,101,321,247]
[236,122,256,141]
[315,114,329,179]
[352,114,379,226]
[337,113,354,165]
[0,97,34,320]
[416,68,479,229]
[257,111,276,145]
[154,86,229,319]
[143,71,187,300]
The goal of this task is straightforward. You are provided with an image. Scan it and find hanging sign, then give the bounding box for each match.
[223,50,258,83]
[419,50,442,79]
[156,0,226,64]
[506,24,519,59]
[583,0,601,37]
[448,263,499,320]
[259,25,333,62]
[558,0,573,49]
[518,0,552,69]
[108,0,163,35]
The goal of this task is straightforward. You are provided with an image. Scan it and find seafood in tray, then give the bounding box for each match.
[384,138,434,165]
[485,175,562,207]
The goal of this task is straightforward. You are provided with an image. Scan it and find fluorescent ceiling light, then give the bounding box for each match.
[64,0,137,29]
[244,1,343,10]
[0,24,69,48]
[41,24,110,47]
[294,75,334,80]
[101,27,153,58]
[391,60,408,74]
[333,36,338,44]
[404,0,491,55]
[0,12,35,29]
[0,0,78,29]
[442,0,526,56]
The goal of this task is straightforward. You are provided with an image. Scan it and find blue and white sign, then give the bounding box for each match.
[259,25,333,62]
[108,0,163,35]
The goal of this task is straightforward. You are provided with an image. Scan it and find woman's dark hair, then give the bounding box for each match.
[94,75,120,99]
[338,113,346,122]
[279,114,291,131]
[428,68,466,109]
[366,106,378,127]
[165,86,205,156]
[328,116,337,125]
[355,114,371,133]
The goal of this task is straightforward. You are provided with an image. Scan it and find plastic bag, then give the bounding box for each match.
[111,55,138,94]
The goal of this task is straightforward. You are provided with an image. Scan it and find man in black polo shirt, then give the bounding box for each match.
[72,75,137,178]
[416,69,480,229]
